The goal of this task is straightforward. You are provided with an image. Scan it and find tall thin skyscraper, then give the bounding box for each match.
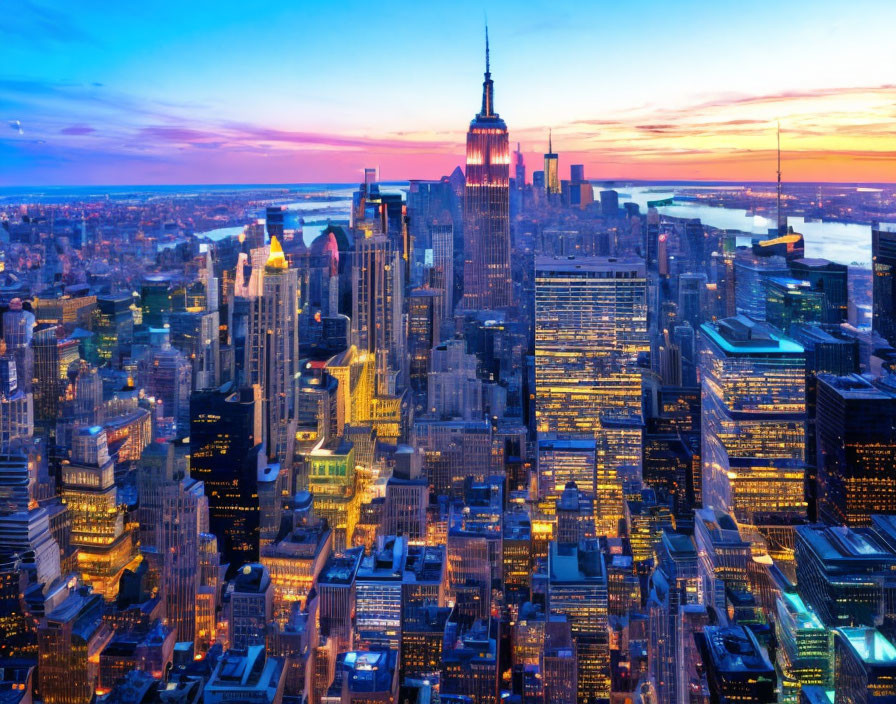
[544,129,560,195]
[462,27,512,310]
[246,236,299,468]
[514,142,525,186]
[872,223,896,349]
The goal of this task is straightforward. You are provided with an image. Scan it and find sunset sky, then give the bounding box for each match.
[3,0,896,185]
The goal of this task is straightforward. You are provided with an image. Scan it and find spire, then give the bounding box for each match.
[485,23,490,75]
[479,24,495,117]
[266,235,288,271]
[776,121,784,234]
[549,128,553,154]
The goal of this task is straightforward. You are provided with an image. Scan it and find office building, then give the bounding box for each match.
[547,539,610,701]
[245,237,299,468]
[700,316,807,523]
[535,257,648,536]
[795,523,896,632]
[227,563,273,651]
[204,645,286,704]
[816,374,896,526]
[873,224,896,349]
[190,383,264,572]
[462,30,512,310]
[834,627,896,704]
[695,625,777,704]
[62,426,138,599]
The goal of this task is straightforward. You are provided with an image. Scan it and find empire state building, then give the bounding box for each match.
[462,28,512,310]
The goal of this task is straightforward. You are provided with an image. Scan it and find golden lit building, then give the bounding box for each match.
[535,257,648,537]
[306,438,360,551]
[61,426,138,600]
[700,316,807,524]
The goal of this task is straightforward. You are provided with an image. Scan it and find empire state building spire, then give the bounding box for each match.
[464,25,511,310]
[480,25,495,118]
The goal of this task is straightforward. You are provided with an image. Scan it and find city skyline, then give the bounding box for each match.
[4,0,896,185]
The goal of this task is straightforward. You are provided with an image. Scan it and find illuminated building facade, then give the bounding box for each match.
[38,589,113,704]
[462,29,512,311]
[354,536,407,650]
[544,132,560,196]
[694,508,752,612]
[414,418,491,497]
[228,563,273,650]
[775,591,833,697]
[794,523,896,633]
[765,276,826,332]
[136,442,202,645]
[261,519,332,626]
[190,383,264,573]
[32,324,79,435]
[695,625,777,704]
[502,508,532,605]
[834,627,896,704]
[351,233,404,389]
[699,316,807,524]
[734,249,788,322]
[306,438,361,551]
[407,288,441,395]
[788,257,849,327]
[440,616,500,704]
[873,224,896,349]
[537,436,597,506]
[535,256,648,536]
[246,236,299,469]
[62,426,138,600]
[317,547,364,653]
[816,374,896,527]
[547,539,610,702]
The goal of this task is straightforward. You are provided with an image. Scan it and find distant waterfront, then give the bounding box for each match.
[1,182,872,267]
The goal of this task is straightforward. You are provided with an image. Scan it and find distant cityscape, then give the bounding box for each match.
[4,21,896,704]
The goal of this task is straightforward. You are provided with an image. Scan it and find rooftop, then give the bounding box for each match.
[703,625,774,674]
[701,316,804,356]
[838,627,896,665]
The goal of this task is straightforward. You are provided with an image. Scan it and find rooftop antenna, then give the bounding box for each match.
[485,21,490,76]
[549,128,553,153]
[776,121,784,234]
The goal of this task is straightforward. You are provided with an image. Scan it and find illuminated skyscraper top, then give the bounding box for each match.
[462,26,512,310]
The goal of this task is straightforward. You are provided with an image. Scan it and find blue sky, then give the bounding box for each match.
[4,0,896,184]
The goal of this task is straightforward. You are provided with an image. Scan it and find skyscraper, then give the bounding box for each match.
[351,233,405,391]
[544,130,560,196]
[872,223,896,349]
[462,28,512,310]
[816,374,896,526]
[190,383,265,573]
[534,256,648,536]
[699,316,807,524]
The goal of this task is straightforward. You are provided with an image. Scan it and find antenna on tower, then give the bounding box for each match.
[485,23,490,75]
[549,128,552,154]
[776,121,784,235]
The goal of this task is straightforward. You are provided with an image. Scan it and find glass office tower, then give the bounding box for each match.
[535,256,648,536]
[699,316,807,523]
